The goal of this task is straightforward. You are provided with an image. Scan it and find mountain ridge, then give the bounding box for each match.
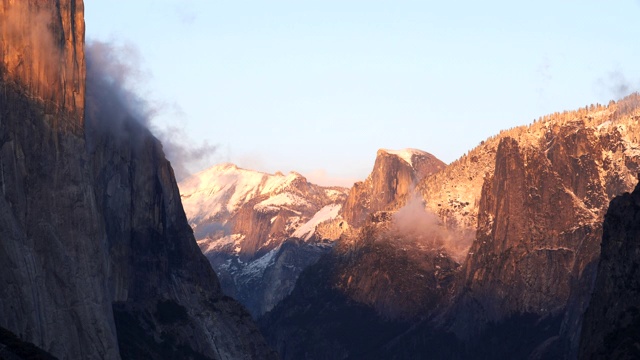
[179,161,350,317]
[260,94,640,359]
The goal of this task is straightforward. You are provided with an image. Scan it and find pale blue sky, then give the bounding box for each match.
[85,1,640,186]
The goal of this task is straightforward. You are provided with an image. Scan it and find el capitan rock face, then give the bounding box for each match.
[0,2,117,358]
[579,180,640,359]
[0,1,275,359]
[0,70,118,360]
[0,0,85,128]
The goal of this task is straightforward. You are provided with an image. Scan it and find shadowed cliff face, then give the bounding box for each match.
[0,1,276,359]
[260,216,461,360]
[579,180,640,359]
[0,1,117,358]
[86,112,275,360]
[0,75,118,360]
[85,47,274,356]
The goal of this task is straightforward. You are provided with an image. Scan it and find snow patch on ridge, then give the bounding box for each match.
[254,192,311,212]
[197,234,245,254]
[242,247,279,277]
[381,148,429,167]
[293,204,342,240]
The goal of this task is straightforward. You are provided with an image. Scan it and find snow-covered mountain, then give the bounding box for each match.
[180,163,348,256]
[179,163,348,316]
[178,149,445,318]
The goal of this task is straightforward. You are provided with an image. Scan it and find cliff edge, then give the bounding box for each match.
[0,1,275,359]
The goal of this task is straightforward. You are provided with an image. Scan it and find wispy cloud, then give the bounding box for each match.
[85,40,216,180]
[597,68,638,100]
[392,192,473,262]
[535,55,552,104]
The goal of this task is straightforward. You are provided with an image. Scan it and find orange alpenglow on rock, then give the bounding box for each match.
[0,0,85,131]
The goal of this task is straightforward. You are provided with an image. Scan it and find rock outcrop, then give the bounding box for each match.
[579,179,640,359]
[261,149,456,359]
[0,1,275,359]
[342,148,445,227]
[449,110,640,357]
[261,213,461,359]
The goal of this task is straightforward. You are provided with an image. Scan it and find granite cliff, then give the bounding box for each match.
[0,2,117,357]
[0,1,274,359]
[342,148,445,227]
[260,148,456,358]
[177,149,442,319]
[446,104,640,357]
[261,97,640,359]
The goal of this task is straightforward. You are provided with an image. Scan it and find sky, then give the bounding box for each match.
[85,1,640,186]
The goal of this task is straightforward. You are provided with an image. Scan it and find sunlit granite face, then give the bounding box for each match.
[0,0,85,129]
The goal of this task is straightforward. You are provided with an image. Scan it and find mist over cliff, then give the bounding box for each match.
[85,39,215,180]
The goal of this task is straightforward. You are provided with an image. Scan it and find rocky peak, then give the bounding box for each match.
[342,148,445,227]
[380,148,445,175]
[179,162,346,255]
[179,163,348,317]
[419,98,640,261]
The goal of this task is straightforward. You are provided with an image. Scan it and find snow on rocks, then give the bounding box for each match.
[380,148,431,168]
[293,204,342,240]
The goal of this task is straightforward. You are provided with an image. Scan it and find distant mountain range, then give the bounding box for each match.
[181,95,640,359]
[179,163,348,316]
